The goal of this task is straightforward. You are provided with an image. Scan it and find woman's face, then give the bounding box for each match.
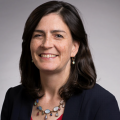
[30,13,79,73]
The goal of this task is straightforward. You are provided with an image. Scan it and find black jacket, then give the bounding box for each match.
[1,84,120,120]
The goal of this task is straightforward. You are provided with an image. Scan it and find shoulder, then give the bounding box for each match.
[1,85,25,119]
[85,83,115,100]
[65,84,120,119]
[8,84,23,92]
[80,84,120,115]
[82,84,117,106]
[69,83,116,108]
[5,85,24,102]
[7,84,24,94]
[78,84,120,119]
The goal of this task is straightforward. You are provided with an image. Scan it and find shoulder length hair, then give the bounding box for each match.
[20,1,97,101]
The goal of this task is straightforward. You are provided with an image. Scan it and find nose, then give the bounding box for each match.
[41,36,53,49]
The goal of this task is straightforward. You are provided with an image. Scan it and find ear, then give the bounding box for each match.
[71,41,80,57]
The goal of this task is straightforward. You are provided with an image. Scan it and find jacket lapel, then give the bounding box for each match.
[10,87,23,120]
[62,91,85,120]
[10,87,34,120]
[18,89,34,120]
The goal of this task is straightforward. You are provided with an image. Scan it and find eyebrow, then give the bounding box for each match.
[34,29,66,34]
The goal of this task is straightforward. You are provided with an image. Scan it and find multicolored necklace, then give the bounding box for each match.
[34,99,65,120]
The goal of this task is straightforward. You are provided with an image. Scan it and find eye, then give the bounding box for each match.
[32,33,44,39]
[55,34,63,38]
[33,34,42,38]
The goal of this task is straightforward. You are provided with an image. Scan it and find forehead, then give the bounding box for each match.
[35,13,70,32]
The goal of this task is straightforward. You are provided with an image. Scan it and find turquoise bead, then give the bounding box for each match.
[38,106,42,111]
[34,102,37,106]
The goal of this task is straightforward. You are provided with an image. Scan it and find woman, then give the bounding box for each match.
[1,1,120,120]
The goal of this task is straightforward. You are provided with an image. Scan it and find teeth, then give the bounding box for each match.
[41,54,57,58]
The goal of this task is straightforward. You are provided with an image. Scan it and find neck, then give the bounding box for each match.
[39,68,70,100]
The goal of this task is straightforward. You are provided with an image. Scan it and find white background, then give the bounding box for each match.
[0,0,120,111]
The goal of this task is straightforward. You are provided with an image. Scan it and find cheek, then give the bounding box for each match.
[30,43,35,55]
[58,44,66,53]
[58,42,72,56]
[30,44,38,59]
[30,40,39,52]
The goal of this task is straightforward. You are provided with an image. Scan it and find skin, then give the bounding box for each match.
[30,13,79,120]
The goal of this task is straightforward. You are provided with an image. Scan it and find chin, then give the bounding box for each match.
[38,66,57,72]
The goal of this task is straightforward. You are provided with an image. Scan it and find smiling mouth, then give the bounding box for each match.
[39,54,58,58]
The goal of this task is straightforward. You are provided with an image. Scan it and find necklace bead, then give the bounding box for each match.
[34,99,65,119]
[45,109,50,114]
[55,112,59,117]
[45,115,47,120]
[53,106,59,111]
[37,112,39,116]
[50,113,52,116]
[38,106,42,111]
[42,111,44,115]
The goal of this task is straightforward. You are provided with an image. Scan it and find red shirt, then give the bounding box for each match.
[31,114,63,120]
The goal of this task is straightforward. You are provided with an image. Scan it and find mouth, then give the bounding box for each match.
[39,54,58,58]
